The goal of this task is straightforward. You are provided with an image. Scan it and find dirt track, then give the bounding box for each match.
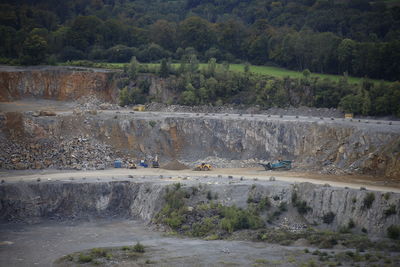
[1,168,399,193]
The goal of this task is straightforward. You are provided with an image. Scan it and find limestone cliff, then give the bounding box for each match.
[0,180,398,237]
[1,112,399,178]
[0,66,119,102]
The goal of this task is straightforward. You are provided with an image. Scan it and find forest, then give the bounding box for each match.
[0,0,399,116]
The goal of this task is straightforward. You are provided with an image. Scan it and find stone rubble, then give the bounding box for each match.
[0,135,115,170]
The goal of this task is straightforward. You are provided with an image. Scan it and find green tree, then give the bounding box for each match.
[179,16,216,52]
[21,34,48,64]
[127,56,139,80]
[159,58,169,78]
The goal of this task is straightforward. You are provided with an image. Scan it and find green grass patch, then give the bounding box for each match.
[60,60,388,85]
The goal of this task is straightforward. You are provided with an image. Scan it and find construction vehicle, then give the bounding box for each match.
[259,160,292,171]
[139,159,148,168]
[152,155,160,168]
[344,113,353,119]
[194,163,212,171]
[133,105,145,111]
[128,162,137,169]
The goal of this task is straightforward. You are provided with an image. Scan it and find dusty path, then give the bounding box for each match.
[1,168,399,193]
[0,219,314,267]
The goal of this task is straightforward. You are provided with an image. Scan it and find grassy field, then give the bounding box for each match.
[63,61,387,85]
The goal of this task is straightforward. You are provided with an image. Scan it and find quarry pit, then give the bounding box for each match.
[1,66,400,266]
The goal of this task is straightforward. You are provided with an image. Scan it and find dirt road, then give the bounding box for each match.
[1,168,399,193]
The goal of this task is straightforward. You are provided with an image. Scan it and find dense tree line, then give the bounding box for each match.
[1,0,400,81]
[118,57,400,117]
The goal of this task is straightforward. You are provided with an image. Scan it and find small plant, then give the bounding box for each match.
[322,212,335,224]
[363,192,375,209]
[384,204,396,217]
[257,196,271,211]
[133,242,145,253]
[149,120,157,127]
[91,248,107,257]
[352,197,357,204]
[78,253,93,263]
[361,227,368,233]
[279,202,288,212]
[383,192,391,201]
[387,225,400,240]
[207,190,213,200]
[348,219,355,229]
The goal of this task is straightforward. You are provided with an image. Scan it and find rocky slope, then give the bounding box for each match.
[0,178,398,237]
[0,66,119,102]
[1,111,399,178]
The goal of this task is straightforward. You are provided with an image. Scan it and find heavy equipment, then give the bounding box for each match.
[152,155,160,168]
[194,163,212,171]
[128,162,137,169]
[259,160,292,171]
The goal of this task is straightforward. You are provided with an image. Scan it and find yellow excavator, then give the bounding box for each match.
[194,163,212,171]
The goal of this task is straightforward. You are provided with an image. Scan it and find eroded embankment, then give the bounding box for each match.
[0,179,399,237]
[0,66,118,102]
[1,111,399,178]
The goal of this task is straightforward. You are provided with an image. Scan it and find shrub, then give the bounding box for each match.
[322,212,336,224]
[207,190,213,200]
[384,204,396,217]
[91,248,107,257]
[279,202,288,212]
[133,242,145,253]
[296,200,312,214]
[363,193,375,209]
[387,225,400,240]
[257,196,271,211]
[78,253,93,263]
[348,219,355,229]
[149,121,157,127]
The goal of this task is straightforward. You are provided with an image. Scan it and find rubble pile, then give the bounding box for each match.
[76,95,120,111]
[145,103,344,118]
[0,136,115,170]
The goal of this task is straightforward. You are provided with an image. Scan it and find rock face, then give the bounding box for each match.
[0,179,398,237]
[1,112,399,178]
[0,66,119,102]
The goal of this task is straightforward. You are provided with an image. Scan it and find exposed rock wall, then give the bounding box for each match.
[0,180,399,237]
[0,66,119,102]
[1,112,399,178]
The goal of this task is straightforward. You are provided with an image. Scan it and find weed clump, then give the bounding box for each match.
[133,242,145,253]
[387,225,400,240]
[322,212,335,224]
[362,192,375,209]
[292,191,312,214]
[384,204,396,217]
[78,253,93,263]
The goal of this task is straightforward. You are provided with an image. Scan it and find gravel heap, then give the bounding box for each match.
[0,135,115,170]
[162,160,190,170]
[145,103,344,118]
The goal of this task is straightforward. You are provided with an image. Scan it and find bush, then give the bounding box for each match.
[257,196,271,211]
[78,253,93,263]
[363,192,375,209]
[279,202,288,212]
[348,219,355,229]
[133,242,145,253]
[384,204,396,217]
[322,212,336,224]
[90,248,107,257]
[387,225,400,240]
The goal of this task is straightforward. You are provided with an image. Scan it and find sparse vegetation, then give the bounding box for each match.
[291,191,312,214]
[387,225,400,240]
[133,242,145,253]
[384,204,397,217]
[322,212,336,224]
[362,193,375,209]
